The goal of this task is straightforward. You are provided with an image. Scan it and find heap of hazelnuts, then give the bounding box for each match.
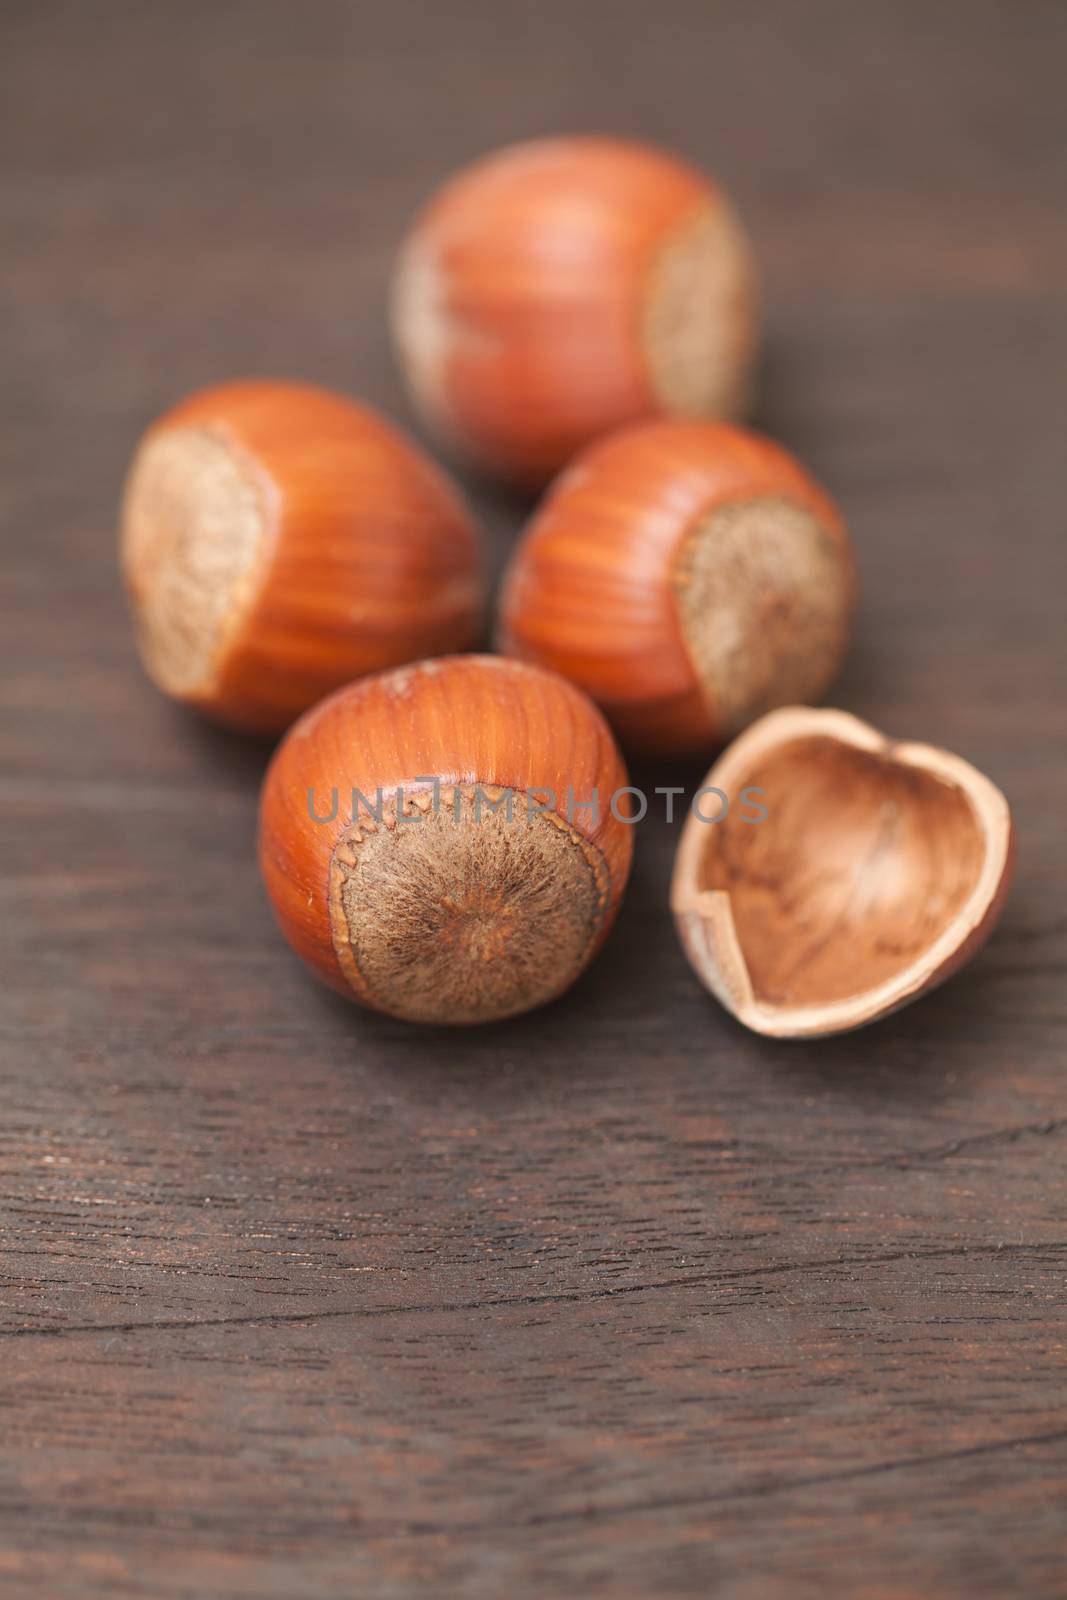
[120,137,1012,1036]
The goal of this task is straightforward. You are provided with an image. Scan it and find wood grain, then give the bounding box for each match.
[1,1,1066,1595]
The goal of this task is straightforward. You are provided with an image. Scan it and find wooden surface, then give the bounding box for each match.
[2,2,1066,1595]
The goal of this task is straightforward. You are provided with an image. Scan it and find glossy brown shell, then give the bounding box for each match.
[121,380,486,734]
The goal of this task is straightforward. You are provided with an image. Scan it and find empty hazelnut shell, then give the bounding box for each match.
[671,707,1014,1036]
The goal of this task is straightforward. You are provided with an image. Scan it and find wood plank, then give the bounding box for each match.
[1,1,1065,1593]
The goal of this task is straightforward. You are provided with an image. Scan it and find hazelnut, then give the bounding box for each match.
[499,419,855,755]
[671,707,1014,1036]
[391,136,758,485]
[120,379,486,734]
[258,655,634,1025]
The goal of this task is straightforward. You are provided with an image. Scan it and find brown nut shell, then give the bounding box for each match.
[121,380,486,735]
[671,707,1014,1037]
[392,136,758,486]
[259,655,634,1026]
[499,420,855,756]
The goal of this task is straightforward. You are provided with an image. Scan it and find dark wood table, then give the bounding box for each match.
[2,2,1065,1594]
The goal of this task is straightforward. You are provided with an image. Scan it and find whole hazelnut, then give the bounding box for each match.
[392,136,758,486]
[498,419,856,756]
[259,655,634,1025]
[120,379,486,734]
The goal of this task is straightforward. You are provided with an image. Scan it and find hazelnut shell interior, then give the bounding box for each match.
[671,707,1014,1037]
